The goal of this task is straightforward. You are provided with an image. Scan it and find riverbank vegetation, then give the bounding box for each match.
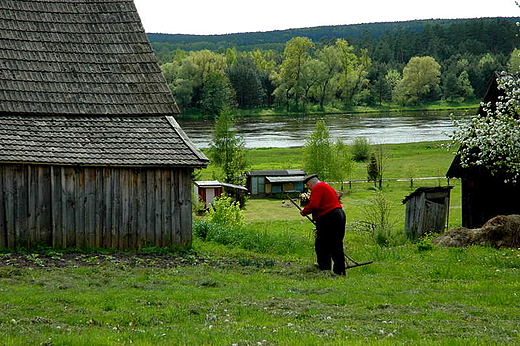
[156,17,518,117]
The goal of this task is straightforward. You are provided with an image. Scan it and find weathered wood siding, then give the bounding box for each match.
[0,164,193,250]
[404,188,451,238]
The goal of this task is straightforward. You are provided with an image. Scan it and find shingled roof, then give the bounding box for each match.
[0,115,208,166]
[0,0,208,167]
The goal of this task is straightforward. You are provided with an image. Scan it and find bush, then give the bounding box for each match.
[359,190,403,247]
[351,137,371,162]
[207,194,245,229]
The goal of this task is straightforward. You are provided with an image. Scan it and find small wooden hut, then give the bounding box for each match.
[402,186,453,238]
[245,170,306,197]
[446,72,520,228]
[0,0,209,250]
[194,181,248,209]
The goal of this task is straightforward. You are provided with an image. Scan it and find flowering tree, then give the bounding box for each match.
[449,72,520,182]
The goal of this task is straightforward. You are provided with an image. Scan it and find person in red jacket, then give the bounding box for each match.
[301,174,346,275]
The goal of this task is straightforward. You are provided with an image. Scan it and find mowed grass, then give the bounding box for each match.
[1,141,519,345]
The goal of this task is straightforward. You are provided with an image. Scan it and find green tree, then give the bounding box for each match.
[303,120,333,180]
[444,70,474,103]
[368,62,393,105]
[393,56,441,105]
[226,56,265,108]
[314,44,342,109]
[200,72,236,115]
[300,59,328,108]
[367,145,384,188]
[329,138,353,190]
[367,153,380,187]
[336,39,371,106]
[442,58,475,102]
[248,50,279,106]
[507,48,520,73]
[303,121,353,184]
[208,112,248,185]
[273,37,315,110]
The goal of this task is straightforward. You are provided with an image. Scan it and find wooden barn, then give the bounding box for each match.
[0,0,209,250]
[402,186,453,238]
[246,170,306,197]
[446,72,520,228]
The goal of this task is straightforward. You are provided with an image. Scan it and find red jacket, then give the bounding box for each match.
[301,182,342,220]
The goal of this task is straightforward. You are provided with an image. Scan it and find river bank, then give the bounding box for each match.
[179,100,479,119]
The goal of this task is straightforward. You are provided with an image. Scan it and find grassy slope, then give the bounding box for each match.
[1,141,519,345]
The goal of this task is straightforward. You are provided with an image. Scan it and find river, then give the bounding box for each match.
[176,109,475,149]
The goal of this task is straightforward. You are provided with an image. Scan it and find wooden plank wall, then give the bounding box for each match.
[404,191,450,238]
[0,164,193,250]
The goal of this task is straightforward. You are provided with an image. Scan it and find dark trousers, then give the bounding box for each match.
[315,208,346,275]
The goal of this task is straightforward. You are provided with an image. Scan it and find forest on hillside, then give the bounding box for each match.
[151,18,520,115]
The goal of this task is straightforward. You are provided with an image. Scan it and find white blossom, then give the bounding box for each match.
[449,72,520,181]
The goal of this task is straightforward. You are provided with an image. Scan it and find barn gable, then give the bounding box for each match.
[0,0,209,250]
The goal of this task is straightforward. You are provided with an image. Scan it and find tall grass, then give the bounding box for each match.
[193,219,312,256]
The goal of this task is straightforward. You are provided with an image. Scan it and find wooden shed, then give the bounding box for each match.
[0,0,209,250]
[245,170,306,197]
[194,181,249,209]
[402,186,453,238]
[446,72,520,228]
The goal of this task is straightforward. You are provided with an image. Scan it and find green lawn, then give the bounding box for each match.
[1,141,518,345]
[200,140,456,180]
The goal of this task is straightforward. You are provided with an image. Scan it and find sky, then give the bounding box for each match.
[133,0,519,35]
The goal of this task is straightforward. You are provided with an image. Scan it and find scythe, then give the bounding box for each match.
[286,194,373,269]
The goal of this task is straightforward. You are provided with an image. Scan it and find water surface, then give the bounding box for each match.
[177,109,474,149]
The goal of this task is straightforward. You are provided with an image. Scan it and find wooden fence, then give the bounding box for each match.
[0,164,193,250]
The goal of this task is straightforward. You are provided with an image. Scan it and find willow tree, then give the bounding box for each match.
[273,37,315,110]
[393,56,441,105]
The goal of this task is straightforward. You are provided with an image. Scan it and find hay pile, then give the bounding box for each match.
[433,214,520,248]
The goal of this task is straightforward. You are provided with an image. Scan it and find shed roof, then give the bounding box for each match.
[195,181,248,191]
[266,176,305,183]
[246,169,306,177]
[0,0,208,167]
[402,186,453,204]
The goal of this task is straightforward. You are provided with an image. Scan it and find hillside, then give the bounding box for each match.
[148,17,520,52]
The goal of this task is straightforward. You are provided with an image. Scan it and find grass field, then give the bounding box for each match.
[1,141,519,345]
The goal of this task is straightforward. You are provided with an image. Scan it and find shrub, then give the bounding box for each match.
[360,190,402,246]
[207,194,245,229]
[351,137,371,162]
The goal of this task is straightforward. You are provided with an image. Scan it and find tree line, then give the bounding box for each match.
[157,18,519,115]
[150,17,519,58]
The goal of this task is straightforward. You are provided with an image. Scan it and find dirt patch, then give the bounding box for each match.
[433,214,520,248]
[0,252,233,269]
[0,251,295,270]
